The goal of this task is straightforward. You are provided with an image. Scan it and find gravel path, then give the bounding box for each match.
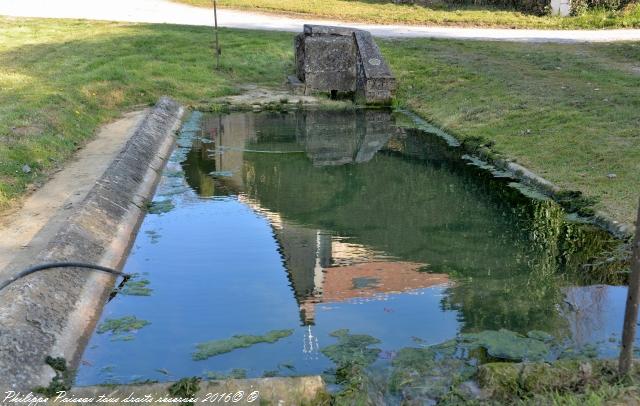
[2,0,640,42]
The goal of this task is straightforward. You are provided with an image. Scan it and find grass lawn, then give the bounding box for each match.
[173,0,640,29]
[0,17,292,211]
[0,17,638,227]
[381,38,640,226]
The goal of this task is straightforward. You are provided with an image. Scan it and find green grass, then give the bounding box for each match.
[0,18,292,210]
[173,0,640,29]
[380,38,640,225]
[478,359,640,405]
[1,17,639,226]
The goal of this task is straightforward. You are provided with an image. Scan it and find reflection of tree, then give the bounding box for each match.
[185,110,616,336]
[440,269,568,335]
[182,138,217,197]
[561,286,609,346]
[441,199,615,335]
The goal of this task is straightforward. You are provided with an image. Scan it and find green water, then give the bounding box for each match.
[76,109,628,402]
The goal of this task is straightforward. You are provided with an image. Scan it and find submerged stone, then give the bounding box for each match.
[460,329,551,361]
[389,344,475,401]
[527,330,554,342]
[193,329,294,361]
[321,329,382,366]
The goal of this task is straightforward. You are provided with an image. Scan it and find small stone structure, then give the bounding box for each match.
[290,24,396,105]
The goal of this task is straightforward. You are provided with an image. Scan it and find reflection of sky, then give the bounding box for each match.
[314,286,459,351]
[74,111,633,386]
[75,191,461,385]
[561,285,633,358]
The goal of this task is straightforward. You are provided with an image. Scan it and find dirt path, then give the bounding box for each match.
[1,0,640,42]
[0,110,146,280]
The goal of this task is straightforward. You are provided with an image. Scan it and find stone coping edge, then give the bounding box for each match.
[0,97,185,390]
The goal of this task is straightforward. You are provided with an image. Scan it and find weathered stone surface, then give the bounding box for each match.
[0,97,184,391]
[354,31,397,104]
[70,376,326,405]
[296,34,357,93]
[287,75,305,95]
[303,24,359,37]
[294,32,306,81]
[293,24,396,104]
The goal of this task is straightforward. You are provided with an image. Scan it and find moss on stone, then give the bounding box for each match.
[167,377,200,406]
[389,344,475,401]
[478,359,640,402]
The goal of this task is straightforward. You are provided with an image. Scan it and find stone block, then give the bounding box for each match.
[294,33,306,81]
[354,31,397,104]
[293,24,396,104]
[303,24,359,37]
[287,75,306,95]
[297,35,357,93]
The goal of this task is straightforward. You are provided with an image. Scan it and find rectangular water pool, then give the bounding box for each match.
[75,109,630,401]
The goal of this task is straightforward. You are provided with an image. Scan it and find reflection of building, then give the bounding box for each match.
[182,110,611,339]
[182,114,257,197]
[185,110,395,195]
[240,196,449,325]
[185,110,449,325]
[296,110,395,166]
[298,261,449,325]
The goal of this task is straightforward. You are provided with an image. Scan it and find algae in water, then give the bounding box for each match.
[389,341,476,401]
[147,199,175,214]
[321,329,382,366]
[97,316,150,341]
[117,277,153,296]
[193,329,294,361]
[203,368,247,380]
[460,329,551,361]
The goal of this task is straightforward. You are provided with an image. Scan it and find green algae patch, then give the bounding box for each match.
[527,330,555,343]
[147,199,175,214]
[118,279,153,296]
[318,330,384,405]
[97,316,150,341]
[460,329,551,361]
[321,329,382,366]
[193,329,294,361]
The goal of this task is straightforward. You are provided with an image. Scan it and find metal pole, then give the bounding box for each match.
[213,0,220,70]
[619,197,640,375]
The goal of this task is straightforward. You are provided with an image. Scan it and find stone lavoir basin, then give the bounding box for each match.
[75,109,634,400]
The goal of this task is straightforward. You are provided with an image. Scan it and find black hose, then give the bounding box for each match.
[0,262,130,292]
